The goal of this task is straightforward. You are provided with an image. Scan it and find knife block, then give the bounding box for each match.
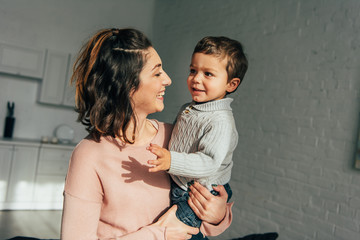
[3,116,15,138]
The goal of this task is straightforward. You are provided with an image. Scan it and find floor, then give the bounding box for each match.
[0,210,62,240]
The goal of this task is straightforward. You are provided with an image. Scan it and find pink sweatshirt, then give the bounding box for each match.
[61,120,232,240]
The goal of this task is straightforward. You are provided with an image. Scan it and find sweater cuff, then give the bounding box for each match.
[169,151,186,176]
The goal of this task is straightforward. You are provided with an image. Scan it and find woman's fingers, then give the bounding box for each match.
[188,191,203,217]
[185,224,200,236]
[211,184,228,199]
[189,181,211,202]
[152,205,199,240]
[188,182,228,224]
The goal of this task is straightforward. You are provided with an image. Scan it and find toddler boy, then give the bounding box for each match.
[148,36,248,238]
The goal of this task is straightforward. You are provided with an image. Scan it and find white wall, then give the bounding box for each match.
[0,0,155,142]
[153,0,360,239]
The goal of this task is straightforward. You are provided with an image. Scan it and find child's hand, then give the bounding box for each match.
[147,143,171,172]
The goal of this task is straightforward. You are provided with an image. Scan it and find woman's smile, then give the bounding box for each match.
[156,90,165,100]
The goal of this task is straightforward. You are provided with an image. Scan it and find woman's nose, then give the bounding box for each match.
[162,71,172,86]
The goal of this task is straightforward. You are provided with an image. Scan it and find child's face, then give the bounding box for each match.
[187,53,231,103]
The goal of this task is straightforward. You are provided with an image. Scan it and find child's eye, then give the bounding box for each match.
[189,68,196,75]
[204,72,213,77]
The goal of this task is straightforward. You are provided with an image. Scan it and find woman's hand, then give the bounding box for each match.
[152,205,199,240]
[188,182,228,225]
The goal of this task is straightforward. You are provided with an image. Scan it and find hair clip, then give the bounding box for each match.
[113,48,142,52]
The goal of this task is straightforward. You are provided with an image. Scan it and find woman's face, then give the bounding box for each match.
[131,47,171,116]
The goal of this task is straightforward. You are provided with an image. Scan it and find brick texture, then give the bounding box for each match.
[152,0,360,239]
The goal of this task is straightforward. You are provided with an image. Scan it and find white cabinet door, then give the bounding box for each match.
[62,54,76,107]
[0,145,13,202]
[37,147,72,175]
[0,43,46,79]
[33,175,66,209]
[62,79,76,107]
[33,146,73,209]
[6,146,39,203]
[38,50,70,105]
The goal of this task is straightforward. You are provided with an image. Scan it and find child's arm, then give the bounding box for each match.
[148,118,237,177]
[147,143,171,172]
[169,118,237,179]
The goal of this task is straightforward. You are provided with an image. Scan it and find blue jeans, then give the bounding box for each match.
[170,181,232,240]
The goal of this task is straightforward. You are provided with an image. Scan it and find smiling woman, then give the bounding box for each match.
[131,47,171,118]
[60,28,233,240]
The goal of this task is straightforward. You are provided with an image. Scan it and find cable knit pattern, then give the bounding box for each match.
[169,98,238,190]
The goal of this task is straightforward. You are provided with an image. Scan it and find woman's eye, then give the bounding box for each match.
[155,72,162,77]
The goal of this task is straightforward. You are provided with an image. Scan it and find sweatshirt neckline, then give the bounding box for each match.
[103,119,161,149]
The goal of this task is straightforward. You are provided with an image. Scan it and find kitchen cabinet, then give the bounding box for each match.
[3,145,39,209]
[0,145,12,202]
[0,139,75,210]
[0,43,76,108]
[33,145,73,209]
[38,49,73,107]
[62,54,76,107]
[0,43,46,79]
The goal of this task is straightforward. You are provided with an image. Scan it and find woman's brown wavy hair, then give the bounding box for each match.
[71,28,152,143]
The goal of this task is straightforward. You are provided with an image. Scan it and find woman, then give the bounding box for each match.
[61,28,233,240]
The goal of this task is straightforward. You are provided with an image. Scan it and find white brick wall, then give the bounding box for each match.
[153,0,360,239]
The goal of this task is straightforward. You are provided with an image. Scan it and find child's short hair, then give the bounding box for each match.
[193,36,248,90]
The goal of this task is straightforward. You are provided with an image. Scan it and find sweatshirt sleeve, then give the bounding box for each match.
[61,142,104,240]
[61,193,166,240]
[169,119,238,178]
[200,202,234,237]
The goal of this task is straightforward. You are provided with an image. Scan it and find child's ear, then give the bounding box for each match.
[226,78,241,93]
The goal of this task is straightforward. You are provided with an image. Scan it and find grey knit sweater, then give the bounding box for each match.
[168,98,238,191]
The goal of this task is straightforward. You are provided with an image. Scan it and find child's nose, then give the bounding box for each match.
[192,73,201,83]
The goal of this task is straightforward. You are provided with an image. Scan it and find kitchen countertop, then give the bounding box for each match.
[0,137,77,149]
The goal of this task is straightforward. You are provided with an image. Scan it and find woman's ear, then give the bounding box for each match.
[226,78,241,93]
